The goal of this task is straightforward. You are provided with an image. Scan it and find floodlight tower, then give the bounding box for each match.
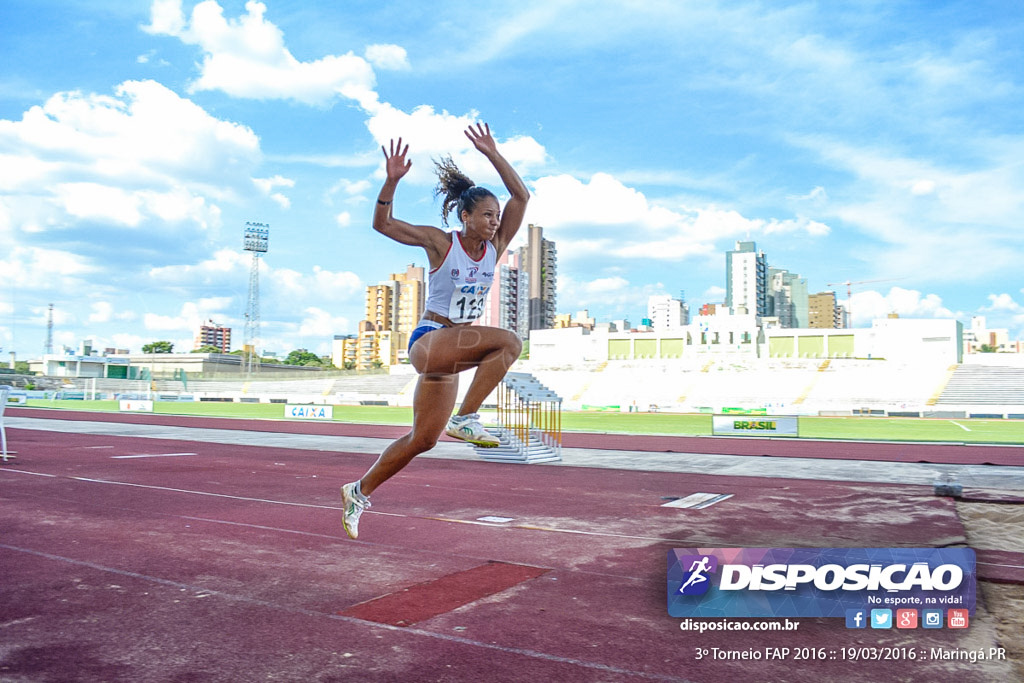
[45,304,54,355]
[242,222,269,373]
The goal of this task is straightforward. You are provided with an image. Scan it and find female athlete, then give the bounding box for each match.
[341,123,530,539]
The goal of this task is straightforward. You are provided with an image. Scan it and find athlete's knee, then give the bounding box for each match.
[506,331,523,356]
[407,428,440,453]
[498,330,522,358]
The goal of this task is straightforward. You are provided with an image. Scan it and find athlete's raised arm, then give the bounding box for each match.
[372,138,450,267]
[464,123,530,255]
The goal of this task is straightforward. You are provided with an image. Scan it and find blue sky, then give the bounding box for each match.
[2,0,1023,359]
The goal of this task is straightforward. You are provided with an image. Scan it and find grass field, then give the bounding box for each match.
[18,399,1024,445]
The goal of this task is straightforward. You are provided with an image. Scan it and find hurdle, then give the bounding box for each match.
[475,372,562,463]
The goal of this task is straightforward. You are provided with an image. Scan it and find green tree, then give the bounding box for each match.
[284,349,324,366]
[979,344,998,353]
[142,341,174,354]
[192,345,224,354]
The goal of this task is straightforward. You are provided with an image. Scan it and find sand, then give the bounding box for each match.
[957,500,1024,681]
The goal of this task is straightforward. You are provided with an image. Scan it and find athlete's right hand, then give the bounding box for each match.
[383,138,412,182]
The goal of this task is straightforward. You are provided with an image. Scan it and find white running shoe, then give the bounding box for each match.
[340,482,370,539]
[445,413,500,448]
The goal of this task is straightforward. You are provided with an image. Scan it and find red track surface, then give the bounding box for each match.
[10,406,1024,465]
[0,415,1019,682]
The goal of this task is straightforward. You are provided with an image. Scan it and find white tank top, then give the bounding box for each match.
[425,233,496,324]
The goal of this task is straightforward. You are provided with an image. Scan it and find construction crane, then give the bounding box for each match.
[825,278,903,327]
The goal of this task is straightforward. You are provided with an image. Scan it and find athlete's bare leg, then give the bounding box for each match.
[357,326,520,495]
[359,372,458,496]
[412,325,521,413]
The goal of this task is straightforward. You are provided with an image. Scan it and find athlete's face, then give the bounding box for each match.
[461,197,500,240]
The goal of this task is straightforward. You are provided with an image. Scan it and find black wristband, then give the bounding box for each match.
[377,199,392,206]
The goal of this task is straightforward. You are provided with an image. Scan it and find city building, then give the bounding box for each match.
[518,224,558,331]
[195,320,232,353]
[808,291,843,329]
[528,315,963,366]
[357,264,425,368]
[481,226,556,338]
[331,334,358,369]
[554,310,596,330]
[964,316,1024,353]
[766,268,809,328]
[725,241,768,318]
[481,249,530,338]
[647,294,690,330]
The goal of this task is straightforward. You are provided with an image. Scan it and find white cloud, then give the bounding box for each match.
[982,292,1024,313]
[910,179,936,196]
[330,178,371,197]
[253,175,294,195]
[0,246,97,287]
[147,0,379,107]
[142,0,187,35]
[794,135,1024,282]
[0,80,257,242]
[88,302,116,324]
[365,44,409,71]
[557,274,664,318]
[526,174,826,262]
[763,217,830,236]
[298,307,350,337]
[980,293,1024,334]
[530,173,676,228]
[335,211,352,227]
[144,298,233,333]
[703,286,727,303]
[364,103,548,186]
[848,287,955,326]
[148,248,249,285]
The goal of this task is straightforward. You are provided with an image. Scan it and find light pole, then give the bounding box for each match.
[242,222,269,374]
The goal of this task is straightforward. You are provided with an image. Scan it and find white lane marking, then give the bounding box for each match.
[661,492,734,509]
[112,453,198,459]
[4,468,692,543]
[949,421,971,432]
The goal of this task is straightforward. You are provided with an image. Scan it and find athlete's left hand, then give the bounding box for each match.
[465,123,498,157]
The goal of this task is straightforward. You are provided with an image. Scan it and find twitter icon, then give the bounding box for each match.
[870,609,893,629]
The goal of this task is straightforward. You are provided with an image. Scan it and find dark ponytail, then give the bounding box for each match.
[434,155,497,227]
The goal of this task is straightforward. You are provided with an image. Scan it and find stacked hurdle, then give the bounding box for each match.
[475,372,562,463]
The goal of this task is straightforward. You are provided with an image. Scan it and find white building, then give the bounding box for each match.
[725,241,767,317]
[647,294,689,330]
[963,316,1023,353]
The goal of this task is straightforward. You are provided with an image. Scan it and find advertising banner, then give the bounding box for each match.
[668,547,976,621]
[712,415,798,437]
[285,404,334,420]
[119,400,154,412]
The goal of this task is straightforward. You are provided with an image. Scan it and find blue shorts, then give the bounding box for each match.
[408,320,445,353]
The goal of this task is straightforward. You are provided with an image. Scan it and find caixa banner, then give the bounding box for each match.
[668,548,976,618]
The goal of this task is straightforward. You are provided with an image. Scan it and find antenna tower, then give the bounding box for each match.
[242,222,270,373]
[45,303,54,355]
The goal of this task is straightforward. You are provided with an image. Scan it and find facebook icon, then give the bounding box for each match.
[845,609,867,629]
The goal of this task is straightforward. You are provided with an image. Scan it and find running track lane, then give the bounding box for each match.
[0,427,1016,682]
[9,406,1023,465]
